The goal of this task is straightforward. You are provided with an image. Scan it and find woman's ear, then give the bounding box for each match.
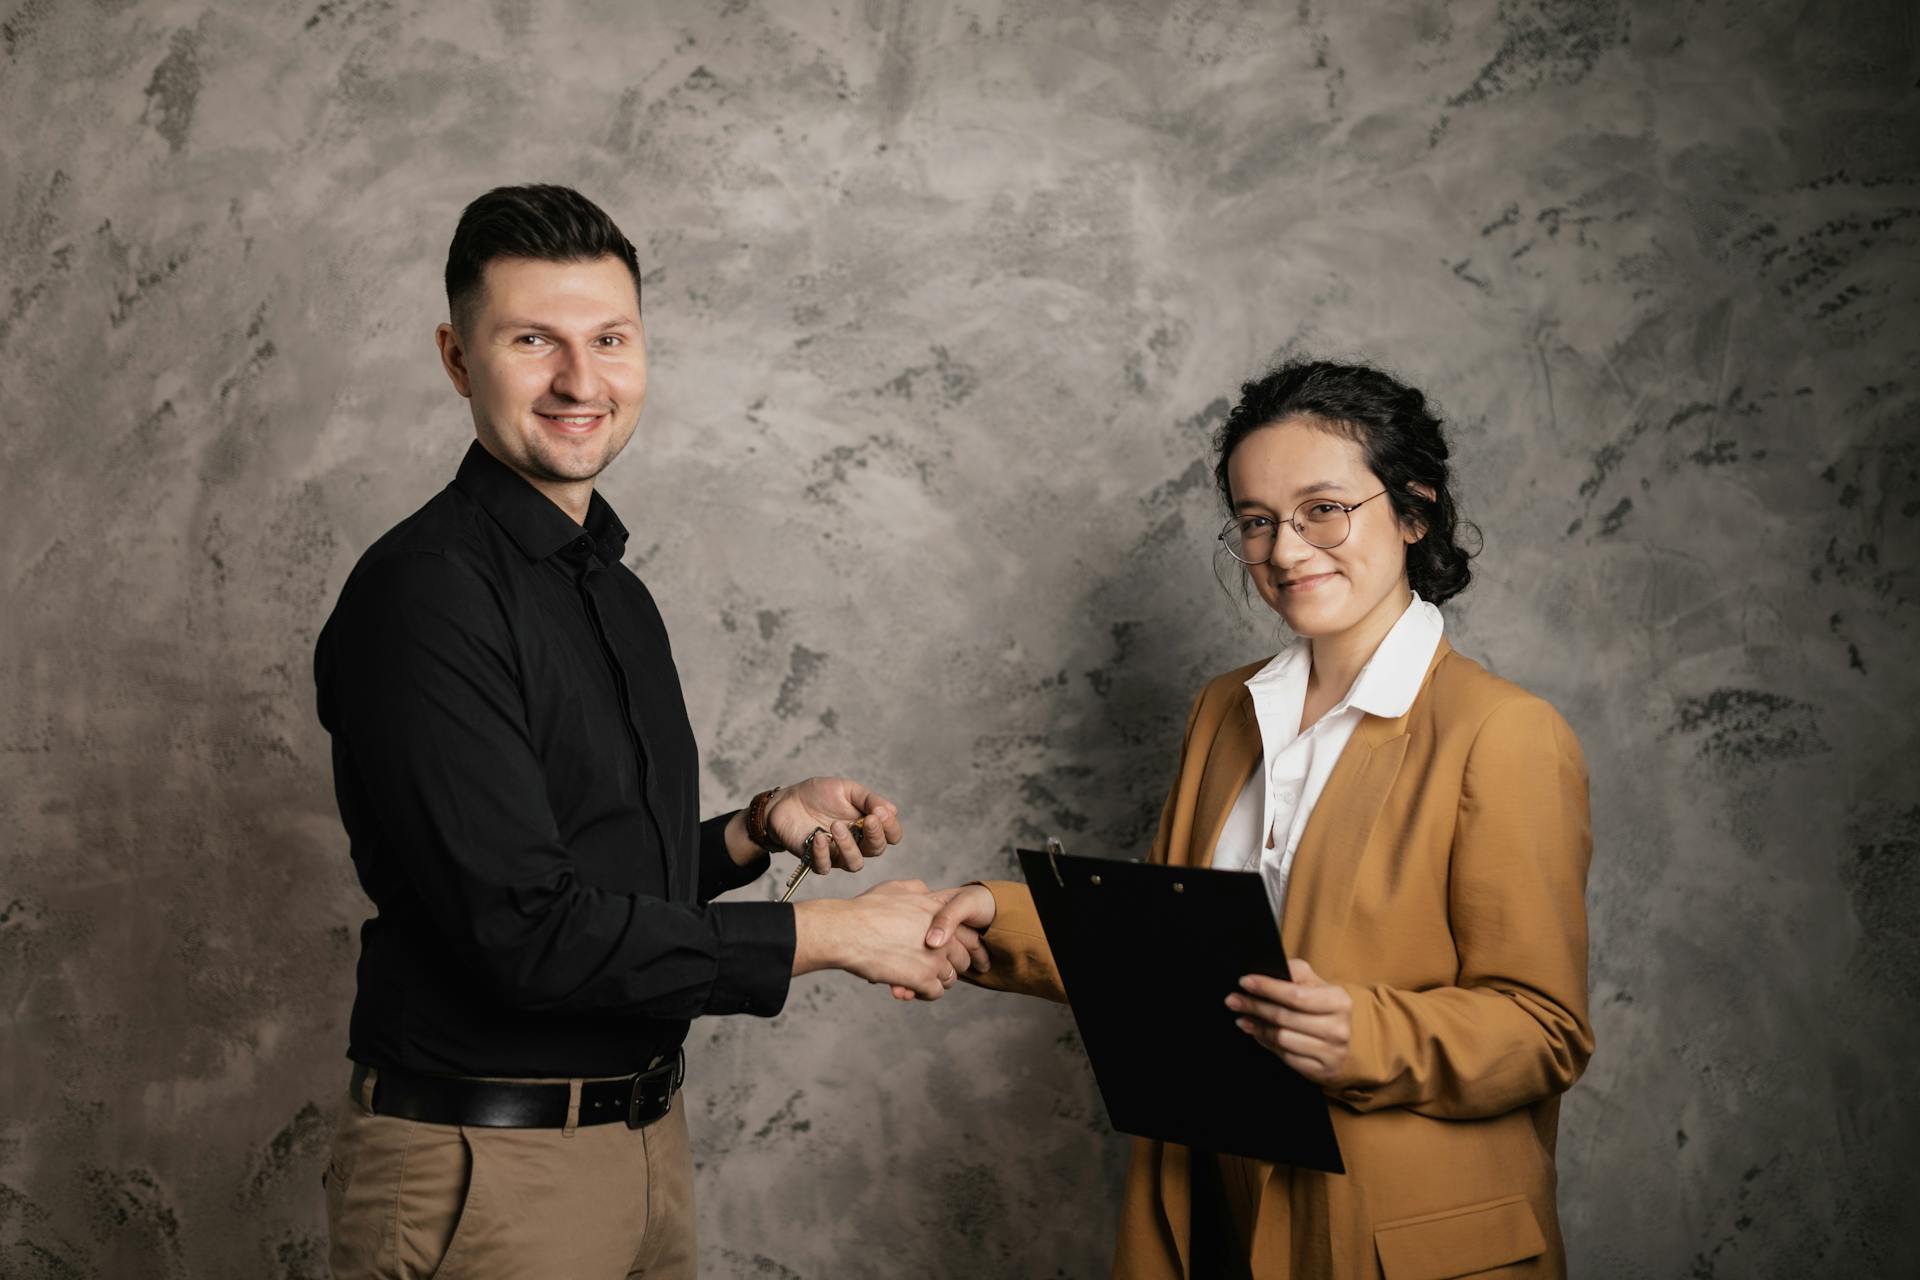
[1401,482,1436,543]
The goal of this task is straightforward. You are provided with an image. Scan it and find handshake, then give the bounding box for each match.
[790,877,997,1002]
[751,776,998,1002]
[768,778,1358,1088]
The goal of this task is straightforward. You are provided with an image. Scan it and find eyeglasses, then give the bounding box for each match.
[1217,491,1389,564]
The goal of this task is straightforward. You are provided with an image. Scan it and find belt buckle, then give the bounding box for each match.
[626,1051,682,1130]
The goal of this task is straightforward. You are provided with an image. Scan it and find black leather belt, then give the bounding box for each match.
[348,1052,684,1130]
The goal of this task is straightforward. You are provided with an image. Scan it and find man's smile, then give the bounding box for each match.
[536,409,609,434]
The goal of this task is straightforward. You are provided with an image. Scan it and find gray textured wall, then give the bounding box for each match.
[2,0,1915,1276]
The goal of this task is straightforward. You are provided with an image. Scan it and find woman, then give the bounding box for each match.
[926,360,1594,1278]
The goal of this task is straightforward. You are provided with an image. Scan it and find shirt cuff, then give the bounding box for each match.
[703,901,796,1017]
[698,811,771,899]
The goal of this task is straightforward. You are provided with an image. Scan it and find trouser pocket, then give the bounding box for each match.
[326,1105,475,1279]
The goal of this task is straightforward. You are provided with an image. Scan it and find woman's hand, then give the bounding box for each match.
[1227,958,1353,1086]
[924,883,996,950]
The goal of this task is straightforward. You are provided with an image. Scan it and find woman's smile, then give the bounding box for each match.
[1279,571,1339,592]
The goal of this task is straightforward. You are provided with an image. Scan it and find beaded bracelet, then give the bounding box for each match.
[744,786,785,852]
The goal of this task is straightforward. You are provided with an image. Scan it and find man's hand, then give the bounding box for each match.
[867,880,988,999]
[790,880,979,1001]
[866,883,998,1002]
[1226,958,1353,1086]
[767,777,903,874]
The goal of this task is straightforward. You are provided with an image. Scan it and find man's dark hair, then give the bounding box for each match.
[444,184,643,333]
[1212,358,1482,604]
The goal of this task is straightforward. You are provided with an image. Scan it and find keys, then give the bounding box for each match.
[778,816,866,902]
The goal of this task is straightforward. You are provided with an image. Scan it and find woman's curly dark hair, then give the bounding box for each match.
[1211,359,1479,605]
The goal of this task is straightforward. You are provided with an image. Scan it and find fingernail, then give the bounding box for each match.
[927,929,945,946]
[1235,1018,1253,1032]
[1225,994,1241,1010]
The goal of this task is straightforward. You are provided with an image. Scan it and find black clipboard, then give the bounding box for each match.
[1017,843,1344,1173]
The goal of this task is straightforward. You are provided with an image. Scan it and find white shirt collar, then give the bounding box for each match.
[1345,593,1445,718]
[1243,592,1445,722]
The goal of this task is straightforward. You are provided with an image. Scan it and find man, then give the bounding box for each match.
[315,185,978,1278]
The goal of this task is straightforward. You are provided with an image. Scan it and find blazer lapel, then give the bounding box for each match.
[1187,689,1261,870]
[1280,723,1408,956]
[1278,638,1451,956]
[1248,640,1449,1256]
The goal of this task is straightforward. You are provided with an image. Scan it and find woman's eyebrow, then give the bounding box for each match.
[1236,481,1346,511]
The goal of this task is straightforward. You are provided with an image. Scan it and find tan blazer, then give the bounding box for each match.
[973,639,1593,1280]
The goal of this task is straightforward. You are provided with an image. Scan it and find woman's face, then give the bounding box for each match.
[1224,416,1419,642]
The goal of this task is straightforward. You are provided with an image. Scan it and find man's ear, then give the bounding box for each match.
[1401,482,1436,544]
[435,322,473,399]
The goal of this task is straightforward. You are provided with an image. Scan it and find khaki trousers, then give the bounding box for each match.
[325,1069,696,1279]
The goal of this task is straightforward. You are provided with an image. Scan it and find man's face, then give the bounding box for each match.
[437,255,646,494]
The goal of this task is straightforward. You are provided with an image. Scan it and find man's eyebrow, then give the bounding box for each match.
[493,316,639,333]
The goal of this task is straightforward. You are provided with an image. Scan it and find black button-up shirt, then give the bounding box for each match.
[316,442,794,1078]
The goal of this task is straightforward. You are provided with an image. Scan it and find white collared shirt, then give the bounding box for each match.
[1212,593,1445,924]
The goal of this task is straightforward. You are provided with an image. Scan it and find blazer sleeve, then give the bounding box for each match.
[965,682,1210,1003]
[965,880,1066,1002]
[1332,695,1595,1119]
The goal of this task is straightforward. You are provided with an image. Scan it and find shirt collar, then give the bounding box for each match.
[1344,592,1445,719]
[452,440,630,565]
[1245,636,1311,692]
[1241,591,1445,719]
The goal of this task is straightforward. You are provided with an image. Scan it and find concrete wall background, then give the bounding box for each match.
[3,0,1915,1276]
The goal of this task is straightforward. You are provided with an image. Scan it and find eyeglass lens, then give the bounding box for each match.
[1221,501,1351,562]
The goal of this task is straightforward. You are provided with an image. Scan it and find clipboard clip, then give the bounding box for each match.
[1043,836,1067,887]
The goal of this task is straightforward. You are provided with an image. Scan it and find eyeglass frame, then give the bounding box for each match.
[1216,490,1390,564]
